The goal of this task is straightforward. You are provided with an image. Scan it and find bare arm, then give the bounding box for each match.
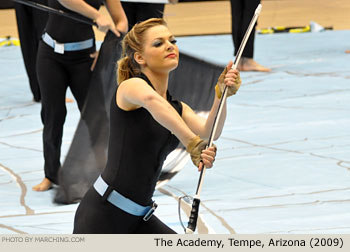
[104,0,128,33]
[58,0,101,20]
[181,97,226,140]
[117,78,196,147]
[58,0,124,35]
[181,61,240,140]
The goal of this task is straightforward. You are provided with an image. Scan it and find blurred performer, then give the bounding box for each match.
[14,0,48,102]
[230,0,270,72]
[33,0,127,191]
[121,0,178,30]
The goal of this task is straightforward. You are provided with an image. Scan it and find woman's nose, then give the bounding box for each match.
[166,41,174,51]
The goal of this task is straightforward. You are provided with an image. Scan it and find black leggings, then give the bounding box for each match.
[36,41,94,184]
[121,2,165,30]
[14,0,48,102]
[230,0,260,58]
[73,187,176,234]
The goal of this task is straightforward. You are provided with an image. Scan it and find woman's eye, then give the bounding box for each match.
[153,41,162,47]
[170,39,177,44]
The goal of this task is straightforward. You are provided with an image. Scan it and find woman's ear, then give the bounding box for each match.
[134,52,145,65]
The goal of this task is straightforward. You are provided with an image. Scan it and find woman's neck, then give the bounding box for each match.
[142,69,169,98]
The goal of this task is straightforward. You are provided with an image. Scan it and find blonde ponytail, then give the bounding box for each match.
[116,18,168,84]
[117,54,142,84]
[117,56,131,84]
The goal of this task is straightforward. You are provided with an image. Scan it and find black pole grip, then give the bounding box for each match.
[186,197,200,232]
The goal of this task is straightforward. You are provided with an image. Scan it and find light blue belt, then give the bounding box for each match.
[42,32,94,53]
[93,175,157,221]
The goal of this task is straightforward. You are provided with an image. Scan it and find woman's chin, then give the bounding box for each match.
[167,61,179,72]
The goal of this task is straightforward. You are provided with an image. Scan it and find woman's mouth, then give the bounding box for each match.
[165,53,176,58]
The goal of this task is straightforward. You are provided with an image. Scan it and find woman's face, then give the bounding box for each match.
[137,25,179,73]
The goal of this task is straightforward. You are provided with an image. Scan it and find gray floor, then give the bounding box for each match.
[1,30,350,234]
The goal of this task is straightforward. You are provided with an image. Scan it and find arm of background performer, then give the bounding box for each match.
[104,0,128,33]
[58,0,123,35]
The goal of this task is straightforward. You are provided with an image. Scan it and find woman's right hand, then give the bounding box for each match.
[186,135,217,171]
[95,14,120,36]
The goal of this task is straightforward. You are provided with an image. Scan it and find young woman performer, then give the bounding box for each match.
[73,18,241,233]
[33,0,127,191]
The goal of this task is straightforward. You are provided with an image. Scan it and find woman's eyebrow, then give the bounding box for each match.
[152,35,175,41]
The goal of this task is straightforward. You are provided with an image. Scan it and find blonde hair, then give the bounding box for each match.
[117,18,168,84]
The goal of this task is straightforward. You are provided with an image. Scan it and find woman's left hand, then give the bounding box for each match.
[95,14,122,36]
[215,61,242,99]
[198,146,217,171]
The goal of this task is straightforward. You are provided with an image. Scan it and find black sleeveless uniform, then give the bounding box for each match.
[73,74,182,234]
[36,0,103,184]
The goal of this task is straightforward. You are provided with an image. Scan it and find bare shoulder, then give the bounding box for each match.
[116,77,154,111]
[118,77,147,89]
[117,77,150,95]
